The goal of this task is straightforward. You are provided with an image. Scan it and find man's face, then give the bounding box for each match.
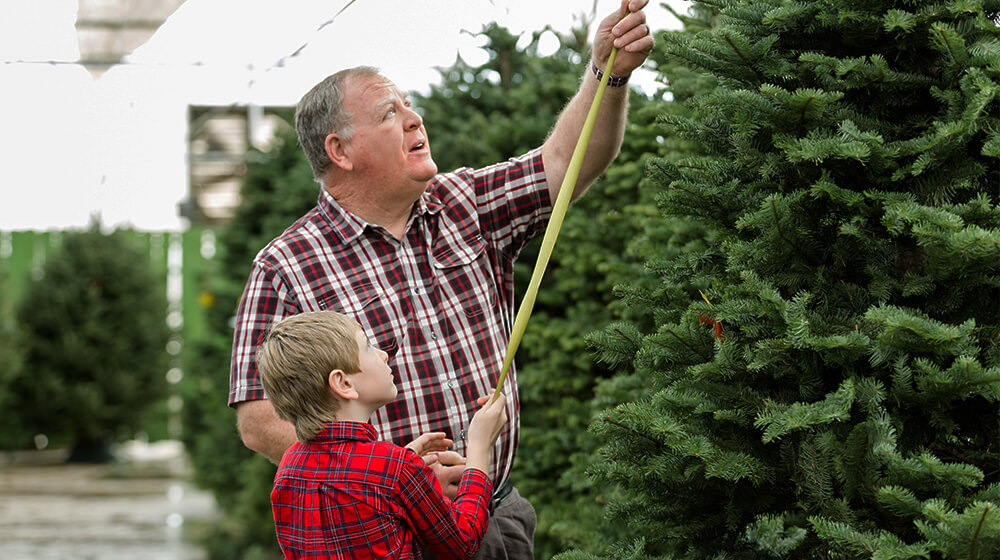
[340,74,437,192]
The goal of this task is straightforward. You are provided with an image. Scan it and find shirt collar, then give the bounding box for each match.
[415,186,444,216]
[316,189,369,244]
[311,421,379,445]
[318,185,444,242]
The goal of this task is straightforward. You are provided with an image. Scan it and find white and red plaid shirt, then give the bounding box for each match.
[229,148,550,484]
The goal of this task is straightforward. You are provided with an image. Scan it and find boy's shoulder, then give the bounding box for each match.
[283,422,427,475]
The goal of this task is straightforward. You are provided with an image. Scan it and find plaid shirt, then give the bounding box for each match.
[272,421,493,559]
[230,148,550,484]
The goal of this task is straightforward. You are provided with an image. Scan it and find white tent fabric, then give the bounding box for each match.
[0,0,684,231]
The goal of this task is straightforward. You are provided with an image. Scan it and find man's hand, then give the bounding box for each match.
[593,0,655,78]
[406,432,465,498]
[424,450,467,500]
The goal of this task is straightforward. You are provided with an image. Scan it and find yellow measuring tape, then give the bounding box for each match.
[492,46,621,401]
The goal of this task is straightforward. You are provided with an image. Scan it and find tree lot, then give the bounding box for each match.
[565,1,1000,558]
[3,1,996,558]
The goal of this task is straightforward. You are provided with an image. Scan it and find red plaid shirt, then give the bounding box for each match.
[272,421,493,559]
[230,149,550,484]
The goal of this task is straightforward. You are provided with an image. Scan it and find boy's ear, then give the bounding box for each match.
[324,133,353,172]
[328,369,358,400]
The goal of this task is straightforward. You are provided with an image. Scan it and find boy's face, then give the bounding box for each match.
[352,327,398,408]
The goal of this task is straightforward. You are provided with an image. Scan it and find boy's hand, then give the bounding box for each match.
[470,391,508,441]
[465,390,508,476]
[405,432,453,457]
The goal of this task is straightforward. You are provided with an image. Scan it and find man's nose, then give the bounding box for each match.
[403,107,422,130]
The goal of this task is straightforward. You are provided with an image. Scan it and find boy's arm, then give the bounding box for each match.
[398,451,493,560]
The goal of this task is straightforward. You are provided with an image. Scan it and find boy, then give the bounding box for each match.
[257,310,508,559]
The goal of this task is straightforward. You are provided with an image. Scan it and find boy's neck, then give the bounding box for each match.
[333,402,378,424]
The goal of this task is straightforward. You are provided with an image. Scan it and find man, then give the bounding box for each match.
[229,1,653,557]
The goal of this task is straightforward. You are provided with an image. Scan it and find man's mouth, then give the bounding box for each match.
[409,141,425,153]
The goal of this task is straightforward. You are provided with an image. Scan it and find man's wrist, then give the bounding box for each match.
[591,60,630,87]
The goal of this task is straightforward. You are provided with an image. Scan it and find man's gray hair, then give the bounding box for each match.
[294,66,382,180]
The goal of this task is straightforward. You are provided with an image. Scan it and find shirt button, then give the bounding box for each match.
[430,332,438,340]
[447,380,458,389]
[459,430,467,441]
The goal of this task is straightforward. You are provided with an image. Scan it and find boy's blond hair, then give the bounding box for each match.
[257,311,361,442]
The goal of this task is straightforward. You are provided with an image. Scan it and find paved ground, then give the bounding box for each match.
[0,441,218,560]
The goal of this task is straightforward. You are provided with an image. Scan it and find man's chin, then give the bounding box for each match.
[421,158,438,178]
[414,166,438,183]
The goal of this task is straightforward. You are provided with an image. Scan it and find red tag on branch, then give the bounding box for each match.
[698,290,725,341]
[699,314,725,340]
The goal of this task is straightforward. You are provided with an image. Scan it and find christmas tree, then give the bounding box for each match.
[570,1,1000,558]
[6,223,171,460]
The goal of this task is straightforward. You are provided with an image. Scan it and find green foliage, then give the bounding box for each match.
[1,222,171,453]
[0,266,25,449]
[181,115,313,559]
[577,0,1000,558]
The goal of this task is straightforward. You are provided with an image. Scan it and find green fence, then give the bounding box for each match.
[0,227,212,336]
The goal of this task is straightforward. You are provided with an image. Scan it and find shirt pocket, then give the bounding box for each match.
[318,280,400,357]
[432,233,497,319]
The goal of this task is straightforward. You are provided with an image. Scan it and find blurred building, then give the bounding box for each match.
[74,0,293,226]
[184,105,292,225]
[76,0,187,78]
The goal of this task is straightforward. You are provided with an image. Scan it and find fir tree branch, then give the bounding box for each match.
[603,417,665,448]
[932,24,965,72]
[612,325,644,350]
[969,503,992,560]
[770,199,818,265]
[798,95,816,128]
[667,327,712,361]
[723,34,767,84]
[650,160,700,198]
[928,441,981,469]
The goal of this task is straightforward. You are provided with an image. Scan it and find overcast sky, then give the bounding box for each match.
[0,0,688,231]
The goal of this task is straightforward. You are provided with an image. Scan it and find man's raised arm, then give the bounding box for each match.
[541,0,654,202]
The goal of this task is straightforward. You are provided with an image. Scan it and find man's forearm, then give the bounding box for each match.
[541,0,652,202]
[541,65,629,202]
[236,399,298,464]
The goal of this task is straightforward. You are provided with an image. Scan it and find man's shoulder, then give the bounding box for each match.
[428,166,475,196]
[254,205,329,264]
[426,148,546,198]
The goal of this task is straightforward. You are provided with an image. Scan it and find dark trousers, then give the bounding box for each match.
[423,486,536,560]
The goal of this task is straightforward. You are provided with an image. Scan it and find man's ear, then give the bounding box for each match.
[328,369,358,400]
[324,133,353,172]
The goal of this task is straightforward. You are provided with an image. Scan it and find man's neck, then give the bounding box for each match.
[324,181,417,240]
